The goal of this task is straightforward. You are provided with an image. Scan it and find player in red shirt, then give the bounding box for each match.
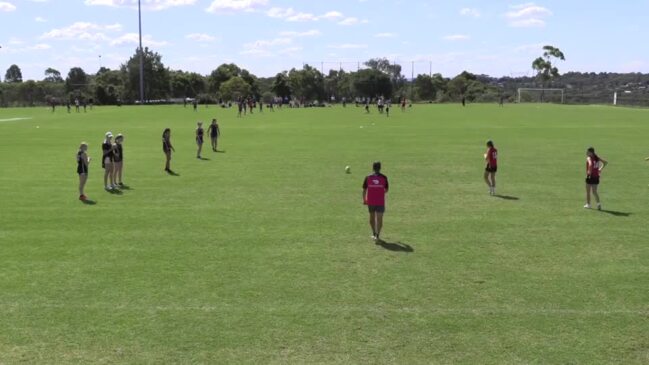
[362,161,389,241]
[585,147,608,210]
[483,140,498,195]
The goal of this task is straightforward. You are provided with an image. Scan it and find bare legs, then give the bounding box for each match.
[585,184,601,209]
[369,212,384,240]
[197,142,203,159]
[79,174,87,196]
[114,161,123,185]
[165,152,172,172]
[103,161,115,189]
[484,171,496,195]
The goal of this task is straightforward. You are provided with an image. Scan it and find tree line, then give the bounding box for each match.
[1,47,648,107]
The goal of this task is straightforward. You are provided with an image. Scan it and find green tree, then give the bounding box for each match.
[353,68,393,98]
[271,72,291,98]
[5,64,23,83]
[219,76,251,101]
[208,63,241,93]
[44,68,63,83]
[121,47,170,101]
[288,65,325,101]
[65,67,88,93]
[532,45,565,88]
[94,69,125,104]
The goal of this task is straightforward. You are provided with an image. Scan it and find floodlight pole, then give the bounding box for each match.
[138,0,144,105]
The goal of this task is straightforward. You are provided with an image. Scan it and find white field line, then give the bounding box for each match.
[1,302,647,316]
[0,117,33,122]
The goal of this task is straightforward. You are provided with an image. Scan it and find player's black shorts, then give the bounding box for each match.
[586,176,600,185]
[77,167,88,175]
[368,205,385,213]
[485,165,498,173]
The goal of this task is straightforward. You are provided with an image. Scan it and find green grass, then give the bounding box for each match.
[0,103,647,364]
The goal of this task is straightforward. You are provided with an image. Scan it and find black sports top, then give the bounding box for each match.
[102,142,114,161]
[114,144,123,162]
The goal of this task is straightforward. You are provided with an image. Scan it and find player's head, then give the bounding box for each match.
[372,161,381,172]
[163,128,171,138]
[105,132,113,142]
[486,140,494,148]
[79,142,88,152]
[587,147,596,157]
[212,118,217,124]
[115,134,124,143]
[197,121,203,127]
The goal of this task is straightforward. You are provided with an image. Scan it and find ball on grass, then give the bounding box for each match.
[345,166,351,174]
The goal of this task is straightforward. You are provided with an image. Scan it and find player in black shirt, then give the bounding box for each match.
[77,142,90,201]
[196,122,204,159]
[163,128,175,173]
[207,119,220,152]
[114,134,125,187]
[102,132,116,191]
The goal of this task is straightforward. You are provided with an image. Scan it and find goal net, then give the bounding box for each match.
[517,88,565,104]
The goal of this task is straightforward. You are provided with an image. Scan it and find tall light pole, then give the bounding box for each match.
[138,0,144,104]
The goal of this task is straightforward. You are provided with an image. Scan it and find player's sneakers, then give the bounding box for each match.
[583,204,591,209]
[105,186,112,191]
[79,195,87,201]
[597,203,602,211]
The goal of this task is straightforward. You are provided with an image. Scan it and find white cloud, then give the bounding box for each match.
[0,1,16,11]
[460,7,480,18]
[266,7,317,22]
[443,34,470,41]
[321,11,343,19]
[374,32,396,38]
[337,17,368,26]
[278,46,302,55]
[0,42,51,54]
[110,33,169,47]
[505,3,551,27]
[34,16,47,22]
[41,22,123,41]
[206,0,267,13]
[244,37,292,49]
[279,29,321,37]
[185,33,217,42]
[84,0,196,10]
[328,43,368,49]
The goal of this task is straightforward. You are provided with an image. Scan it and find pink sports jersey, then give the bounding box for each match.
[587,156,600,177]
[487,147,498,167]
[363,174,389,206]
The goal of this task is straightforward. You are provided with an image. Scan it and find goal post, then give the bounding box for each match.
[517,88,565,104]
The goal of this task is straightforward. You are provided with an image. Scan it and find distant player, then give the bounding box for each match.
[163,128,175,173]
[102,132,116,191]
[584,147,608,210]
[364,100,370,114]
[207,119,220,152]
[75,98,80,112]
[114,134,125,187]
[385,102,390,117]
[76,142,90,201]
[66,101,71,113]
[484,140,498,195]
[499,95,505,107]
[401,97,406,111]
[193,99,198,112]
[461,95,466,107]
[363,161,389,241]
[196,122,204,159]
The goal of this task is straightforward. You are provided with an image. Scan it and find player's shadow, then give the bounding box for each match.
[494,194,519,200]
[167,170,180,176]
[198,157,211,161]
[82,199,97,205]
[375,240,414,253]
[215,150,226,153]
[599,209,631,217]
[108,189,123,195]
[119,185,133,190]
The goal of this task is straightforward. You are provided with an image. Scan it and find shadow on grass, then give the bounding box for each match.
[198,157,211,161]
[494,194,519,200]
[166,170,180,176]
[107,189,123,195]
[81,199,97,205]
[119,184,133,190]
[215,150,226,153]
[375,239,414,253]
[599,209,632,217]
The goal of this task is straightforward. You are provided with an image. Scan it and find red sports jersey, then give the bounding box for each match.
[363,173,389,206]
[587,157,600,177]
[487,147,498,167]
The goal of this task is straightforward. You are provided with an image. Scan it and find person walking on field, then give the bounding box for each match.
[584,147,608,210]
[162,128,175,173]
[207,119,220,152]
[114,134,125,187]
[102,132,116,191]
[76,142,90,201]
[195,122,204,159]
[363,161,389,242]
[484,140,498,196]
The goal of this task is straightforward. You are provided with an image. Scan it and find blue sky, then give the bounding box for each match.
[1,0,648,81]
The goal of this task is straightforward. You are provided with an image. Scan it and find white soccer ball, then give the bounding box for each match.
[345,166,351,173]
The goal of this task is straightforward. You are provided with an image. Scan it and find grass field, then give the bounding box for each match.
[0,103,648,364]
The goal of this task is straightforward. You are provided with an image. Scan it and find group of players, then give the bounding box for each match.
[75,118,222,201]
[362,141,611,242]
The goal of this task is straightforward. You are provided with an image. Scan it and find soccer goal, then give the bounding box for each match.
[517,88,565,104]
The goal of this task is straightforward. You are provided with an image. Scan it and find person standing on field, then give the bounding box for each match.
[484,140,498,196]
[363,161,389,241]
[102,132,116,191]
[207,119,220,152]
[584,147,608,210]
[114,134,125,188]
[77,142,90,201]
[162,128,175,173]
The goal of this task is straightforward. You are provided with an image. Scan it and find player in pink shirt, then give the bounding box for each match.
[484,140,498,195]
[363,161,389,241]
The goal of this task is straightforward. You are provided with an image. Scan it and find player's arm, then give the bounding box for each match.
[362,178,368,204]
[599,158,608,171]
[384,177,389,193]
